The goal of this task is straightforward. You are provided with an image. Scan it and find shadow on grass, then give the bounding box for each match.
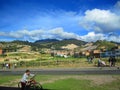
[0,86,56,90]
[0,86,21,90]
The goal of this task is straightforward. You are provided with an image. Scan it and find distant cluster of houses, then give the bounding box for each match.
[50,48,120,58]
[100,49,120,57]
[0,45,120,58]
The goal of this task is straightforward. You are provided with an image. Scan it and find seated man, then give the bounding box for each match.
[20,70,34,90]
[98,58,106,67]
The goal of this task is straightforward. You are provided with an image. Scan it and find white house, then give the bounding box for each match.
[115,49,120,56]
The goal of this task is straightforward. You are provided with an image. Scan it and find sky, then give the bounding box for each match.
[0,0,120,42]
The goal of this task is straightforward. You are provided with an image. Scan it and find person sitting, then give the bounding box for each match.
[98,58,106,67]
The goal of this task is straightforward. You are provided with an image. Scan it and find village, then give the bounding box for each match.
[0,41,120,59]
[0,41,120,69]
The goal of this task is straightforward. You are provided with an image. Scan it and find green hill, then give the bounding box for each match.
[0,39,119,51]
[34,39,86,49]
[93,40,117,51]
[52,39,86,49]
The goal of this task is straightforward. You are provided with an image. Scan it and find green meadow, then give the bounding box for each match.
[0,75,120,90]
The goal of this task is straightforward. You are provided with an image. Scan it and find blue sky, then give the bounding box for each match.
[0,0,120,42]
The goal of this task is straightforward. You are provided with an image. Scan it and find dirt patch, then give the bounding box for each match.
[71,75,120,85]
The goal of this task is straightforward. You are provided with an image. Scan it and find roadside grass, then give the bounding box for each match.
[0,75,21,84]
[90,79,120,90]
[43,77,120,90]
[0,75,63,86]
[43,78,91,90]
[0,75,120,90]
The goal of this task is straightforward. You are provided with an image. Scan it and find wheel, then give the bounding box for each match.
[18,82,22,88]
[30,82,43,90]
[18,82,31,90]
[35,82,43,90]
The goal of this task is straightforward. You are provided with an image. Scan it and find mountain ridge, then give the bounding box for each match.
[0,39,119,51]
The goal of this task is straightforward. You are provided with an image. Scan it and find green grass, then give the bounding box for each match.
[0,75,21,84]
[34,75,61,82]
[0,75,62,85]
[43,78,120,90]
[43,78,91,90]
[0,75,120,90]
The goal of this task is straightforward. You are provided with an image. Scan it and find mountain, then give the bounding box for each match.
[35,39,59,44]
[52,39,86,49]
[34,39,86,49]
[93,40,118,51]
[0,39,119,51]
[110,41,120,45]
[11,40,33,45]
[61,44,79,50]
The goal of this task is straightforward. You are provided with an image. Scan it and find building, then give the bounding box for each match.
[100,49,120,57]
[82,50,91,56]
[93,50,100,58]
[115,49,120,57]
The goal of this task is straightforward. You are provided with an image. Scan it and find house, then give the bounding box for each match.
[50,49,74,57]
[115,49,120,56]
[100,49,120,57]
[118,46,120,49]
[93,50,100,58]
[55,50,69,56]
[84,50,91,56]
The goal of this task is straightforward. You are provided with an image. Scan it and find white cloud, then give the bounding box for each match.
[50,27,81,40]
[0,32,6,36]
[0,27,81,41]
[0,28,120,43]
[114,1,120,9]
[80,9,120,33]
[108,36,120,43]
[80,32,120,43]
[113,1,120,15]
[107,32,120,42]
[0,29,45,40]
[80,32,105,42]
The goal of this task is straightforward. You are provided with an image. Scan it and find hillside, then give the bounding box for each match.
[35,39,59,44]
[34,39,59,48]
[61,44,79,50]
[93,40,118,51]
[34,39,86,49]
[0,39,119,51]
[74,40,119,52]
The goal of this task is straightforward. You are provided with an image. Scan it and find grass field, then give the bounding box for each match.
[0,52,120,69]
[0,75,120,90]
